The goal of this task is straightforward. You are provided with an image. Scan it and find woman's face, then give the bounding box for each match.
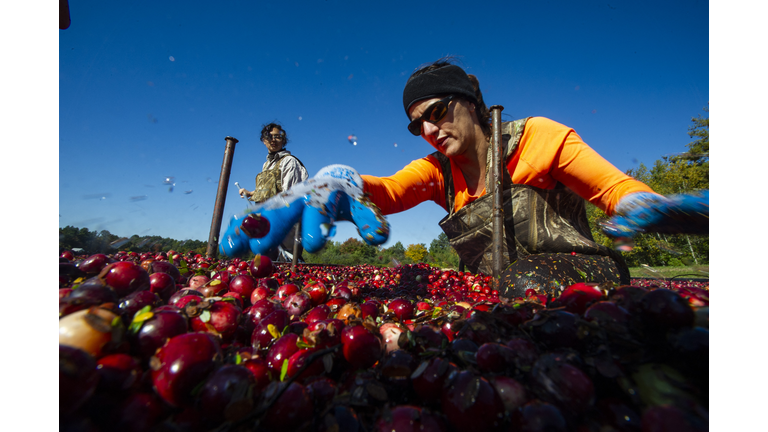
[262,127,286,152]
[408,96,478,159]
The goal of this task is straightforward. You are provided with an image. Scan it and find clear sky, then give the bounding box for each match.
[54,0,711,251]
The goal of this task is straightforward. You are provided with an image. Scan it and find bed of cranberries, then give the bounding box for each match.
[59,249,709,432]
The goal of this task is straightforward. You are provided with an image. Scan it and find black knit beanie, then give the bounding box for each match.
[402,65,478,117]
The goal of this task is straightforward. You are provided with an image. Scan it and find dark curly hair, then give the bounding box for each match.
[409,57,492,138]
[260,122,289,145]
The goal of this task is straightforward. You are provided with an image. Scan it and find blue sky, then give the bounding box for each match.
[56,0,711,251]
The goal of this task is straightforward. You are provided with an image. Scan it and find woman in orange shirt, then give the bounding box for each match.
[361,59,658,298]
[220,59,707,299]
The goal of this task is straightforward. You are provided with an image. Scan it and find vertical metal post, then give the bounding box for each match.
[291,222,301,273]
[489,106,505,287]
[206,136,238,258]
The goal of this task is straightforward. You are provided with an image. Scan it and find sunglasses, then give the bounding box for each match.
[407,95,455,136]
[264,133,285,141]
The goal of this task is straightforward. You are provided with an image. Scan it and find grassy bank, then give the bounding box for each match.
[629,265,709,280]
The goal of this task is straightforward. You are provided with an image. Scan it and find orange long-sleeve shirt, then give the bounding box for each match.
[362,117,656,217]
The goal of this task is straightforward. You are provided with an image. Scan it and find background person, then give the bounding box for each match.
[238,122,309,262]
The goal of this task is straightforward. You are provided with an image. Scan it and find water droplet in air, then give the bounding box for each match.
[348,135,358,146]
[184,190,193,194]
[612,237,634,252]
[163,177,175,185]
[169,56,175,62]
[298,116,303,121]
[394,143,398,147]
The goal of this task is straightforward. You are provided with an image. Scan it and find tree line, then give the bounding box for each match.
[59,226,208,255]
[61,106,708,270]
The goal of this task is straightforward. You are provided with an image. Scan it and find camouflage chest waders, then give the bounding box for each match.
[435,119,630,298]
[251,153,306,262]
[251,154,293,204]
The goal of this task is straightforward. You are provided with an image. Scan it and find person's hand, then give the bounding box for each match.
[237,188,249,199]
[219,165,390,258]
[601,190,709,239]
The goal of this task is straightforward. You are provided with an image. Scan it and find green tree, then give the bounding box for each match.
[427,233,460,269]
[404,243,428,262]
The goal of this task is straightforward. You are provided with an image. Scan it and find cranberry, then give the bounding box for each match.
[240,213,271,238]
[410,357,458,406]
[99,261,151,298]
[490,375,528,413]
[388,298,415,322]
[149,272,177,303]
[283,290,312,319]
[261,381,314,431]
[553,282,604,315]
[240,357,272,392]
[95,353,141,392]
[305,280,329,306]
[476,342,516,374]
[251,309,290,349]
[60,345,99,416]
[77,253,110,275]
[119,290,162,323]
[640,288,695,336]
[249,254,274,278]
[276,283,300,301]
[148,260,182,283]
[504,337,539,372]
[529,353,595,416]
[229,274,258,302]
[305,376,338,414]
[342,324,383,370]
[375,405,448,432]
[286,347,326,382]
[441,370,505,432]
[190,300,241,342]
[305,304,332,325]
[512,400,567,432]
[197,364,258,424]
[525,310,581,349]
[129,307,188,360]
[150,332,223,407]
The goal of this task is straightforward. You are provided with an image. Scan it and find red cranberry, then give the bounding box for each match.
[197,364,258,424]
[100,261,151,298]
[441,370,505,432]
[150,332,223,408]
[249,254,274,278]
[341,324,383,370]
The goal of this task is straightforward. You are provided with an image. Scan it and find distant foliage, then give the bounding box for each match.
[59,226,207,255]
[405,243,429,262]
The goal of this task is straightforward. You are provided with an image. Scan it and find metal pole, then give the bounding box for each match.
[291,222,301,273]
[489,106,505,287]
[206,136,238,258]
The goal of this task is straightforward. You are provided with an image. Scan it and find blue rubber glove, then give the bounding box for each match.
[601,190,709,239]
[218,165,390,258]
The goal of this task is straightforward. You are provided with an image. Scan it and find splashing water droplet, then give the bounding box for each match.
[298,116,303,121]
[613,237,634,252]
[394,143,398,147]
[347,135,358,146]
[169,56,175,62]
[163,177,175,185]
